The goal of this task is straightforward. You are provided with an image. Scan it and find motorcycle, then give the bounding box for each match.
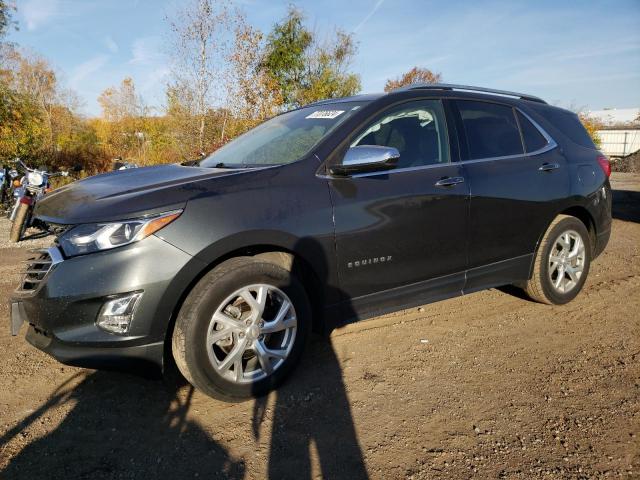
[9,159,70,242]
[0,164,20,213]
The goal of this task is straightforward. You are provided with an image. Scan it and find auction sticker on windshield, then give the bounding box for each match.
[306,110,345,119]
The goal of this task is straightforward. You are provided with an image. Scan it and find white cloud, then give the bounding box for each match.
[104,36,119,54]
[22,0,60,31]
[129,36,162,65]
[69,55,109,89]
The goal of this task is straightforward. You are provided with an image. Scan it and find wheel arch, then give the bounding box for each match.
[529,205,597,279]
[161,241,330,372]
[558,205,597,255]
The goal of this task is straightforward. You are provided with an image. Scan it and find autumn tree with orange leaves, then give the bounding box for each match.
[384,67,442,92]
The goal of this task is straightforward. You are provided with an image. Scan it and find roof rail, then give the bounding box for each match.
[392,83,547,104]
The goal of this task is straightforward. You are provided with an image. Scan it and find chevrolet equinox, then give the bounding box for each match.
[10,84,612,400]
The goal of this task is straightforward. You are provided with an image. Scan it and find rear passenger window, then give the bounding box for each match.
[517,111,548,153]
[456,101,523,160]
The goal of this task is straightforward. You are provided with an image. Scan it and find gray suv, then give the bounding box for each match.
[10,84,612,400]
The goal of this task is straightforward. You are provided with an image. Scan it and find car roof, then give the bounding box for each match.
[299,85,588,121]
[389,83,547,104]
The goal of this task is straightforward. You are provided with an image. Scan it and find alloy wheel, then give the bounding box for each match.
[205,284,297,384]
[548,229,586,294]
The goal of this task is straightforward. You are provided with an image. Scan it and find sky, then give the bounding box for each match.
[6,0,640,116]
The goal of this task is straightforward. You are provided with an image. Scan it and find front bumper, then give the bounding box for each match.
[23,322,164,372]
[10,235,207,372]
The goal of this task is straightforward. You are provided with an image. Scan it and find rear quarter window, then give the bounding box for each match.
[535,107,596,149]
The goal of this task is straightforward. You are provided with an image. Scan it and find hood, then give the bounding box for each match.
[34,164,249,225]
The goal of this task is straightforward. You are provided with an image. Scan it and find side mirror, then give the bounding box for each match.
[330,145,400,177]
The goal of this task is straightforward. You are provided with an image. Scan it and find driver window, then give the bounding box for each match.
[351,100,450,168]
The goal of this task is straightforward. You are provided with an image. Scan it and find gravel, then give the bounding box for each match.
[0,216,54,250]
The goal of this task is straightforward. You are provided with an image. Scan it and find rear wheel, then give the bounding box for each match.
[10,203,30,242]
[525,215,591,305]
[172,257,310,400]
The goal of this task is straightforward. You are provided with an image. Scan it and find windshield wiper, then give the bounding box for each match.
[212,162,266,169]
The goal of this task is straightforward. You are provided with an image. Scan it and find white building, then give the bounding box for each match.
[587,108,640,127]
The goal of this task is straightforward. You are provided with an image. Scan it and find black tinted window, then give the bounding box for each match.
[457,101,523,160]
[352,100,450,168]
[535,107,596,149]
[517,111,548,152]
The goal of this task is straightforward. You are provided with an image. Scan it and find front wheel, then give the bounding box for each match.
[172,257,311,400]
[525,215,591,305]
[10,202,31,242]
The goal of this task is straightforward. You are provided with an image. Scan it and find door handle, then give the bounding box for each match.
[538,162,560,172]
[435,176,465,187]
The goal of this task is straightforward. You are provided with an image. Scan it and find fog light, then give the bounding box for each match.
[97,292,143,334]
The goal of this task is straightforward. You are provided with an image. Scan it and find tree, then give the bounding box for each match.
[2,50,57,144]
[167,0,234,151]
[0,1,16,40]
[296,30,361,106]
[0,82,46,162]
[384,67,442,92]
[98,77,143,122]
[226,14,282,126]
[578,113,601,148]
[261,6,311,107]
[96,77,149,162]
[261,7,360,108]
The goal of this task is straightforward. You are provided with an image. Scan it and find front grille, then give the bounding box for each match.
[18,248,58,292]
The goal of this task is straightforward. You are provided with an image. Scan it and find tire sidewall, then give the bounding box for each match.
[182,261,311,399]
[10,203,30,242]
[539,218,591,305]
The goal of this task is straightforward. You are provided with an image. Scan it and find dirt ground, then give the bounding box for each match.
[0,173,638,480]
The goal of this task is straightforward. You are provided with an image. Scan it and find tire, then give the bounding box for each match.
[525,215,591,305]
[10,203,30,242]
[172,256,311,401]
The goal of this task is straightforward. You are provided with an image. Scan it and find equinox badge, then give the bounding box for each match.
[347,256,392,269]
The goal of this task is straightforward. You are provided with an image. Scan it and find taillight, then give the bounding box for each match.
[596,154,611,178]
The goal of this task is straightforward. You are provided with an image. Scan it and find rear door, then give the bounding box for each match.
[329,99,468,302]
[451,99,569,289]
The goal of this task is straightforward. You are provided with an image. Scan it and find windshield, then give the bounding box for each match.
[200,101,365,167]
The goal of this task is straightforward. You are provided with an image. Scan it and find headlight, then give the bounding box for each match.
[27,172,44,186]
[59,210,182,257]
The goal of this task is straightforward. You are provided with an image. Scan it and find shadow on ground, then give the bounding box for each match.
[612,189,640,223]
[0,337,369,480]
[252,337,369,479]
[0,372,245,479]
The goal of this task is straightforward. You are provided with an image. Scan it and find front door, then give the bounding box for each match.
[328,99,469,304]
